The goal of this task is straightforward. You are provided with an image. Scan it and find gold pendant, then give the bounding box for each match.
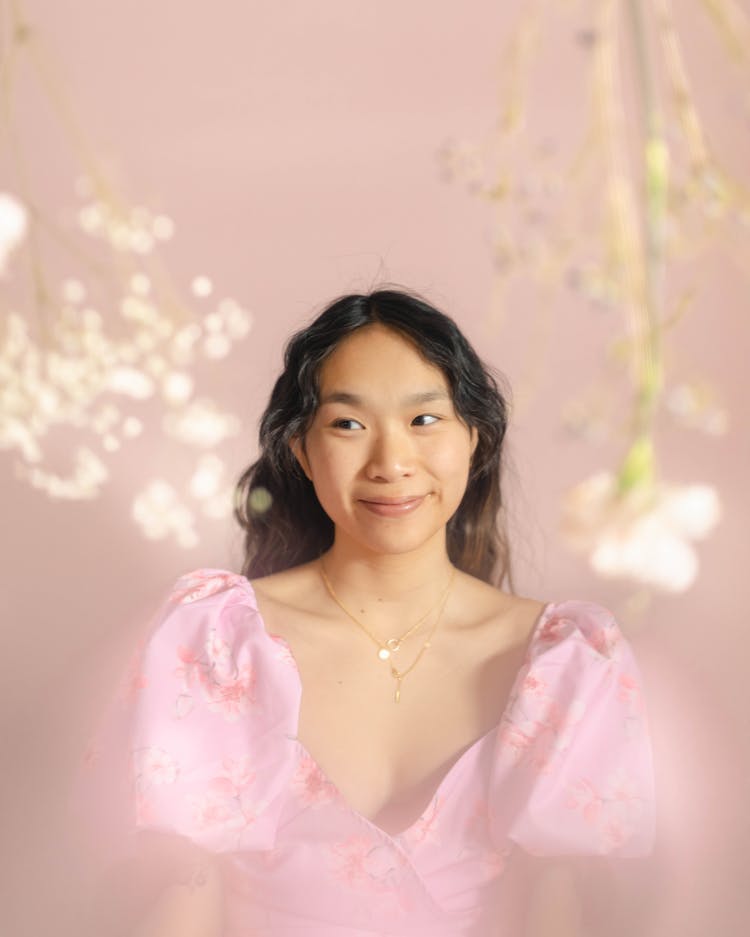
[378,637,402,662]
[391,666,402,703]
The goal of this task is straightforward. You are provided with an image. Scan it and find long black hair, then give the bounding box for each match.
[234,288,514,587]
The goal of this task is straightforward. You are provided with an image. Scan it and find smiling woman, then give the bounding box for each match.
[236,290,511,585]
[287,324,479,569]
[88,289,655,937]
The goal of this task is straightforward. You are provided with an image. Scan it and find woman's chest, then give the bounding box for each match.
[275,618,531,835]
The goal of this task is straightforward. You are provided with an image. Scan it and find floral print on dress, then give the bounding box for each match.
[496,676,586,776]
[189,756,265,836]
[565,768,648,852]
[169,569,247,606]
[401,794,444,847]
[172,627,256,722]
[269,633,299,671]
[467,795,492,837]
[132,746,180,825]
[458,800,511,879]
[538,606,622,663]
[520,672,548,699]
[95,570,654,934]
[537,612,569,646]
[135,746,180,785]
[291,750,340,807]
[329,834,410,901]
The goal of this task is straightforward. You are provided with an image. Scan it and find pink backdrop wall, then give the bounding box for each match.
[1,2,747,934]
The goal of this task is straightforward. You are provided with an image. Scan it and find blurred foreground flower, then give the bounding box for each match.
[132,480,198,549]
[0,5,255,549]
[442,3,743,595]
[0,193,28,273]
[561,471,720,592]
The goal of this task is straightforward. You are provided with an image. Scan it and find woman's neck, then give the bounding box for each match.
[320,533,456,618]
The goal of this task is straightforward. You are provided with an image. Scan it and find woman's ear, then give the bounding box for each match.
[470,426,479,458]
[289,436,312,480]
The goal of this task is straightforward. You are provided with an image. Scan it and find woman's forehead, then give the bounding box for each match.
[318,324,449,391]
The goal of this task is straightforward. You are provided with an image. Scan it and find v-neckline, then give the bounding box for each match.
[244,577,554,842]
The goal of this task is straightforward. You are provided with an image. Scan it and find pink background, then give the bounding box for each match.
[1,2,748,934]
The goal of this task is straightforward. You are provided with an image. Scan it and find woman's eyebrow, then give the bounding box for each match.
[402,390,451,405]
[319,391,362,406]
[319,389,450,406]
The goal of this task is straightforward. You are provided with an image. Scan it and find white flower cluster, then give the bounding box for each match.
[561,471,721,592]
[132,480,199,549]
[77,196,174,255]
[0,185,251,541]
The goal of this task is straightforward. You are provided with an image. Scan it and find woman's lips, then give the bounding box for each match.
[358,496,426,517]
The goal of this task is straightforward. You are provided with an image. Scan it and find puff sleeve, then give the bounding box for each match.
[489,600,655,858]
[81,569,300,857]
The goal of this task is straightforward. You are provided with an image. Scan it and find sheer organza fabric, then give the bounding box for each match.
[81,569,655,936]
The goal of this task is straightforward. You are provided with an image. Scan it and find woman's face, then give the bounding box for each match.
[292,324,477,559]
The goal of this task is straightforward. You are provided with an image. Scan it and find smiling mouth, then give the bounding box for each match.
[358,495,426,517]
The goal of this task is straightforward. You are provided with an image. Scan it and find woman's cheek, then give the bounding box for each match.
[428,437,473,475]
[311,446,356,503]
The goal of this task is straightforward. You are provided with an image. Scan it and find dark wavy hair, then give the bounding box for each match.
[234,288,514,588]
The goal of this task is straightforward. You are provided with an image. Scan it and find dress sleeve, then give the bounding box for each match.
[489,600,656,858]
[81,569,300,857]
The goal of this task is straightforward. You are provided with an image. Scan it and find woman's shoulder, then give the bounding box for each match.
[249,560,320,605]
[248,561,330,643]
[165,565,317,609]
[455,573,629,670]
[451,572,550,653]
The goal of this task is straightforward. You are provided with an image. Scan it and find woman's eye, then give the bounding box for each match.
[332,418,364,430]
[412,414,440,426]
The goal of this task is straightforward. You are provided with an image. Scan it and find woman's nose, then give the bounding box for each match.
[365,428,416,481]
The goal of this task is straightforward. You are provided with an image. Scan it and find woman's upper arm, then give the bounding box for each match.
[89,832,223,937]
[129,856,223,937]
[522,857,582,937]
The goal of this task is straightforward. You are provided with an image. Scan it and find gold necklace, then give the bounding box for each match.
[319,562,450,660]
[319,561,456,703]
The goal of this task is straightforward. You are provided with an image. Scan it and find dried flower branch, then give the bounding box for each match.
[439,0,741,594]
[0,0,253,547]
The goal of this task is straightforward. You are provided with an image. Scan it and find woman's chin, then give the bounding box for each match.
[340,524,448,559]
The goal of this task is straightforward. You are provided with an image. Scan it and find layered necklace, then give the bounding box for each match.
[319,561,456,703]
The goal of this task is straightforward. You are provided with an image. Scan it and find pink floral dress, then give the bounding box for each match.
[85,568,655,936]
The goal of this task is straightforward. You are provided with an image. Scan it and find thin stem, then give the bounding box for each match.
[626,0,665,440]
[1,1,52,335]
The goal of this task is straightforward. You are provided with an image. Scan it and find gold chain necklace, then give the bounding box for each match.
[319,561,456,703]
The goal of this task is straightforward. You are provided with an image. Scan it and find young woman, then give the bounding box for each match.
[93,289,654,936]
